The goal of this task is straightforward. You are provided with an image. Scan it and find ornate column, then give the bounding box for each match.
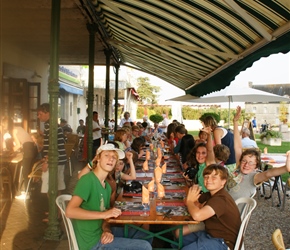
[44,0,61,240]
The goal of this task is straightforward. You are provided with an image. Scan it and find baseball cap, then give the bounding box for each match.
[97,144,125,159]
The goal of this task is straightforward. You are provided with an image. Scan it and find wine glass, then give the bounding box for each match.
[156,189,165,206]
[140,202,150,217]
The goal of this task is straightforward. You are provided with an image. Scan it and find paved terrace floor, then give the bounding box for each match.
[1,153,289,250]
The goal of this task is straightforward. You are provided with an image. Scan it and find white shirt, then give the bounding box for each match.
[160,118,169,133]
[119,118,132,127]
[242,137,258,148]
[93,120,102,140]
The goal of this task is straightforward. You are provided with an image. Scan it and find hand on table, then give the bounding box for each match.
[103,207,122,219]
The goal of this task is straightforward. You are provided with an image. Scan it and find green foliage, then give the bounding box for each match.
[260,130,282,140]
[182,106,203,120]
[199,112,221,123]
[279,102,289,122]
[149,114,163,123]
[136,77,160,104]
[136,105,171,119]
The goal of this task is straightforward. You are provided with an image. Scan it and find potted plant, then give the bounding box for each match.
[260,129,282,146]
[149,114,163,124]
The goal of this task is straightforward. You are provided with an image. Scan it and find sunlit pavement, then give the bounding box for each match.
[0,154,84,250]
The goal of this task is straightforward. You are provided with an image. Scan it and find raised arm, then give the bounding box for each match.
[204,126,215,165]
[254,150,290,185]
[233,106,242,165]
[121,151,136,181]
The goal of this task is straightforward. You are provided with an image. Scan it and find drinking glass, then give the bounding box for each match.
[140,202,150,217]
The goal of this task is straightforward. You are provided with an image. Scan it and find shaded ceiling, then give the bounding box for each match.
[2,0,290,96]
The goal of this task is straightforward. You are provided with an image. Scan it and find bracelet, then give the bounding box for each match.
[87,161,93,170]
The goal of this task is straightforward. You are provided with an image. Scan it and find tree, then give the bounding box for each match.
[279,102,289,122]
[136,77,160,104]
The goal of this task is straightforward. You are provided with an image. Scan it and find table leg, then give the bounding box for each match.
[124,223,184,249]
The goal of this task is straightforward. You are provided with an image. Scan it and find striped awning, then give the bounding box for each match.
[85,0,290,96]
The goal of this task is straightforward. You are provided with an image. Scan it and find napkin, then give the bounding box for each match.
[148,178,155,192]
[143,160,149,171]
[146,150,151,161]
[160,140,164,148]
[142,186,150,203]
[154,166,163,183]
[157,147,162,158]
[157,182,165,198]
[161,163,167,174]
[149,144,154,151]
[155,157,161,167]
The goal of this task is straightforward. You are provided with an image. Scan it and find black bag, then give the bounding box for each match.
[123,181,142,193]
[184,166,199,181]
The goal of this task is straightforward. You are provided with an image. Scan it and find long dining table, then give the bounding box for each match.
[0,151,23,195]
[108,152,199,249]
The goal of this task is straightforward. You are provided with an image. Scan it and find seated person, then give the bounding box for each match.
[131,125,140,140]
[179,134,195,169]
[76,119,86,135]
[60,118,73,135]
[113,151,137,198]
[194,130,208,144]
[181,164,241,250]
[227,106,290,200]
[114,129,129,151]
[66,144,152,250]
[241,127,257,148]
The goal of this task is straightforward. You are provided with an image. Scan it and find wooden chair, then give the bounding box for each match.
[234,197,257,250]
[272,229,288,250]
[56,194,79,250]
[66,134,79,156]
[24,160,43,201]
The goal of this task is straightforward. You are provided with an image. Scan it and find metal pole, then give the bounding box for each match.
[44,0,61,240]
[87,24,97,161]
[114,64,120,131]
[104,49,112,140]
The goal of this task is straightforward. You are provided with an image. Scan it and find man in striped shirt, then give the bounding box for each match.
[37,103,67,197]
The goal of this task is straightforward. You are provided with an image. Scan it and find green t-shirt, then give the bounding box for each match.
[73,172,112,250]
[197,162,208,193]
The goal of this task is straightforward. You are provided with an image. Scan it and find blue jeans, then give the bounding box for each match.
[181,231,229,250]
[91,226,152,250]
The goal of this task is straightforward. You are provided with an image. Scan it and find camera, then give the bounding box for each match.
[184,167,198,180]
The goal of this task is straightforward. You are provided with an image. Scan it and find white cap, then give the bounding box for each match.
[96,144,125,159]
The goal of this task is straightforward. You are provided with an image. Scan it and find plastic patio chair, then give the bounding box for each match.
[234,197,257,250]
[272,228,289,250]
[56,194,79,250]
